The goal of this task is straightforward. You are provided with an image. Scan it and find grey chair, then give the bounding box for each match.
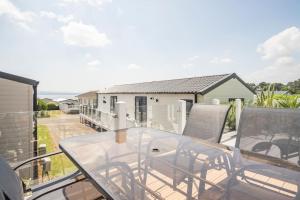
[183,104,231,143]
[148,104,232,194]
[0,152,102,200]
[235,107,300,165]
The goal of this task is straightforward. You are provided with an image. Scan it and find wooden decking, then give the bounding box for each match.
[99,164,298,200]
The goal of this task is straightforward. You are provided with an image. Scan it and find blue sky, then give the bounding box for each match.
[0,0,300,92]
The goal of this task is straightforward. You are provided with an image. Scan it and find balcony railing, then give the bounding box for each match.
[80,108,118,130]
[0,111,77,191]
[79,100,187,133]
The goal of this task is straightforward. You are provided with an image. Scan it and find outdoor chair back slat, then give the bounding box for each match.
[235,107,300,165]
[183,104,231,143]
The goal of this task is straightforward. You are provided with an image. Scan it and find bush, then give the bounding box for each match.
[37,99,48,111]
[226,102,236,131]
[47,103,59,110]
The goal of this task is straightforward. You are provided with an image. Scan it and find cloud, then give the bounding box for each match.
[127,64,141,70]
[61,21,111,47]
[61,0,112,7]
[209,57,233,64]
[87,65,100,71]
[249,27,300,83]
[117,7,124,16]
[257,26,300,60]
[187,55,199,61]
[88,59,101,66]
[182,55,200,69]
[182,63,194,69]
[85,53,92,59]
[0,0,35,30]
[40,11,74,23]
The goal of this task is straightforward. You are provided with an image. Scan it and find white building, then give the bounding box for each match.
[58,99,79,114]
[79,73,255,132]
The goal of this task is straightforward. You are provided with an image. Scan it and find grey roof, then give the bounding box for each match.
[77,90,98,97]
[99,73,255,94]
[0,71,39,86]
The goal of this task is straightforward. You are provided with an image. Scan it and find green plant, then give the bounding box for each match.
[226,102,236,131]
[255,84,276,107]
[47,103,59,110]
[37,99,48,111]
[278,96,300,108]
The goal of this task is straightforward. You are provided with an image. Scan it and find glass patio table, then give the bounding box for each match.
[59,127,300,200]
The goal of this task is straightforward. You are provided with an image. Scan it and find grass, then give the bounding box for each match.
[37,110,63,118]
[37,125,76,178]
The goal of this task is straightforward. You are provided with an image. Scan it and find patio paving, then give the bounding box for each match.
[38,113,97,148]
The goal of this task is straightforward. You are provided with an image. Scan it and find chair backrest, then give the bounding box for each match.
[0,157,23,200]
[183,104,231,143]
[235,107,300,162]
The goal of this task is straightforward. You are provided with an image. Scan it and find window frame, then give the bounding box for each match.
[110,96,118,113]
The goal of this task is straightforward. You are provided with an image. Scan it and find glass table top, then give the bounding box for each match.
[59,128,300,200]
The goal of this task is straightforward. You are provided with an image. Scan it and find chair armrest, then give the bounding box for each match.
[13,151,63,171]
[30,170,84,200]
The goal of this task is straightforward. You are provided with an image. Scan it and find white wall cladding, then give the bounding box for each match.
[97,93,194,119]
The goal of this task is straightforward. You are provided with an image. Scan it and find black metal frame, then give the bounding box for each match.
[11,151,94,200]
[217,104,232,143]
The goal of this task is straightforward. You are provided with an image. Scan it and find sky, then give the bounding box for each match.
[0,0,300,92]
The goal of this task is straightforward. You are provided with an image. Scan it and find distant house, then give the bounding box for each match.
[80,73,255,131]
[77,91,98,124]
[58,99,79,114]
[77,91,98,109]
[0,71,39,163]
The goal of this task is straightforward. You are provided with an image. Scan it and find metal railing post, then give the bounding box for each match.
[177,100,186,134]
[235,99,242,130]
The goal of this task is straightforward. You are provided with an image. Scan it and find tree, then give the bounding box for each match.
[287,79,300,94]
[273,83,285,91]
[47,103,59,110]
[37,99,48,111]
[258,82,270,91]
[247,83,257,91]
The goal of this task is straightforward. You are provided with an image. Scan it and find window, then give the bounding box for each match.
[110,96,118,113]
[181,99,193,118]
[93,99,98,108]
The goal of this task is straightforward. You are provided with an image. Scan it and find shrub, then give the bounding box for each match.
[37,99,48,111]
[226,102,236,131]
[255,84,276,108]
[47,103,59,110]
[277,96,300,108]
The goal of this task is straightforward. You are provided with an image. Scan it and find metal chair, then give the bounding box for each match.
[0,152,102,200]
[183,104,231,143]
[235,107,300,165]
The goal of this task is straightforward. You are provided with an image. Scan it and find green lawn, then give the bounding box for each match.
[37,125,76,178]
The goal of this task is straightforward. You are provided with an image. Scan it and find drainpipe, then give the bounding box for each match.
[194,93,198,103]
[32,84,38,179]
